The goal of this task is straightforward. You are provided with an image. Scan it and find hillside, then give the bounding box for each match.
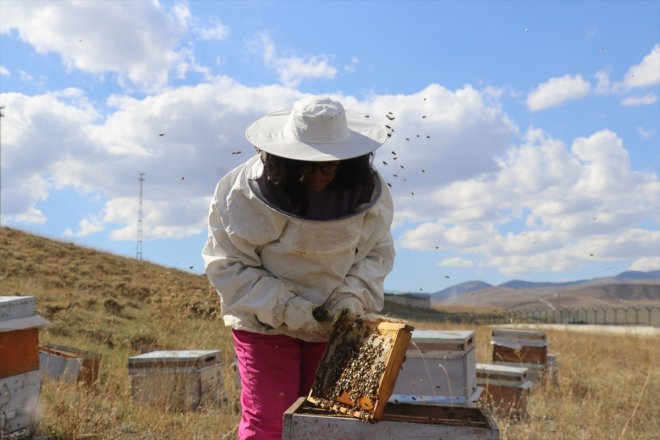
[0,226,222,351]
[436,280,660,310]
[431,280,492,301]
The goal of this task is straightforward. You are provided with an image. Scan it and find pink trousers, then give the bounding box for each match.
[231,330,327,440]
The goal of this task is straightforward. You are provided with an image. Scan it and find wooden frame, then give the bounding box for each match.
[307,318,413,421]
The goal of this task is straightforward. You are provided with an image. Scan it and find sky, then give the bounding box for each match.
[1,0,659,294]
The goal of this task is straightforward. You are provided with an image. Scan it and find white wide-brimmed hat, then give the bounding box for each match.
[245,96,387,161]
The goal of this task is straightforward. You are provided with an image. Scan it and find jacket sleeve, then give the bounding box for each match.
[202,178,295,329]
[326,181,396,313]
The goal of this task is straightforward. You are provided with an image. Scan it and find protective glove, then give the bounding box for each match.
[283,296,323,332]
[328,295,365,321]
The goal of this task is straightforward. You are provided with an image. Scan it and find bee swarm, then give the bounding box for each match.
[309,317,412,422]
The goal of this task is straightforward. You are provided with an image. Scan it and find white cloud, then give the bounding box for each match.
[366,84,518,217]
[14,207,47,224]
[594,70,610,94]
[18,70,32,81]
[63,215,105,237]
[0,1,193,90]
[2,81,518,242]
[173,46,212,81]
[629,256,660,272]
[1,79,302,238]
[620,93,658,106]
[2,172,50,225]
[527,74,591,111]
[249,32,337,87]
[0,65,9,76]
[636,126,654,139]
[623,44,660,89]
[198,22,229,41]
[438,257,474,268]
[399,128,659,276]
[2,78,657,278]
[344,57,359,73]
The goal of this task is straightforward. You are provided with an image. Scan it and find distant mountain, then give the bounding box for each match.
[431,280,492,301]
[494,270,659,290]
[616,270,660,280]
[435,280,660,310]
[499,279,587,289]
[430,270,660,309]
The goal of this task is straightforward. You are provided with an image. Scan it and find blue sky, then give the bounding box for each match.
[1,0,659,293]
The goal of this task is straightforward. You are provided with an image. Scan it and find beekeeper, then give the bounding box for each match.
[202,96,395,440]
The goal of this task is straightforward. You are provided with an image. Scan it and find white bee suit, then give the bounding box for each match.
[202,155,395,342]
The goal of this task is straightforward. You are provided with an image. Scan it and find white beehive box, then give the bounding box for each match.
[0,369,42,439]
[476,363,530,387]
[128,350,223,411]
[492,362,546,383]
[391,330,478,406]
[0,296,50,439]
[283,396,499,439]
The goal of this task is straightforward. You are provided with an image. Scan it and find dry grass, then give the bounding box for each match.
[2,227,659,439]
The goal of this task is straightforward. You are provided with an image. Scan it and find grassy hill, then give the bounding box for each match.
[1,226,239,438]
[1,226,222,351]
[2,226,659,439]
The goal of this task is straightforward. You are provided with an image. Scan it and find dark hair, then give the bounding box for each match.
[259,152,375,215]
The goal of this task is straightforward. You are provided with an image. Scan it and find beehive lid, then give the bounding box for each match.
[476,362,528,377]
[0,296,36,321]
[128,350,221,370]
[0,296,51,332]
[409,329,475,352]
[41,342,102,360]
[476,362,529,386]
[492,328,547,341]
[307,317,413,421]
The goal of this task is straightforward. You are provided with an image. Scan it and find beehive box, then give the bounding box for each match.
[0,296,51,379]
[307,317,413,421]
[40,343,102,386]
[392,329,478,405]
[283,396,500,439]
[0,370,42,439]
[476,363,533,418]
[491,328,548,365]
[128,350,223,411]
[492,361,546,383]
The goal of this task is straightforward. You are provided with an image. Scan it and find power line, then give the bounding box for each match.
[136,172,145,261]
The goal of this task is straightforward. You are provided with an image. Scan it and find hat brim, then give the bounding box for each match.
[245,109,388,161]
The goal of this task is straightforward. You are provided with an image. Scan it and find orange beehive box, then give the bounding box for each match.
[0,296,51,379]
[0,328,40,378]
[307,317,413,421]
[491,329,548,365]
[476,363,533,418]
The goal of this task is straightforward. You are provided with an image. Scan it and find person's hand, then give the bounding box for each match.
[283,296,322,332]
[328,295,364,321]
